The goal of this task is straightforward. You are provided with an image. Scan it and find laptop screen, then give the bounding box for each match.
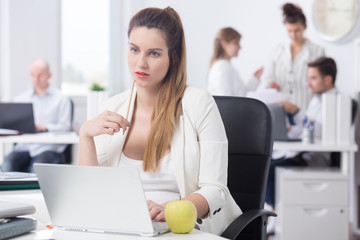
[0,103,36,133]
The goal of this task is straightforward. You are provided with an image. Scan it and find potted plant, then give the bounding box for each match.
[87,82,108,120]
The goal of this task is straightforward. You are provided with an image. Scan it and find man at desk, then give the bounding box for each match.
[266,57,338,208]
[1,59,72,173]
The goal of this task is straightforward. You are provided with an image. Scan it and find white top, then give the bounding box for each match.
[207,59,259,97]
[13,86,72,157]
[261,39,324,110]
[95,87,242,235]
[274,87,338,166]
[119,152,180,204]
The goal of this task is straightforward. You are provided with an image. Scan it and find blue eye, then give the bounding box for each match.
[150,52,159,57]
[130,48,139,54]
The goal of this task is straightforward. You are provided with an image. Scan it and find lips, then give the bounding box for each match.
[135,71,150,79]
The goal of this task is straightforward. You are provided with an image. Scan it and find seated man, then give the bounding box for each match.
[266,57,338,208]
[1,59,72,173]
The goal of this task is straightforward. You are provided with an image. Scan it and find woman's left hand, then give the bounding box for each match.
[147,200,166,222]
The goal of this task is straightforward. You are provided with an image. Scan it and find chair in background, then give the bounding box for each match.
[63,99,74,164]
[214,96,277,240]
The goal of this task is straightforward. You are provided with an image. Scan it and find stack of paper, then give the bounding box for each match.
[0,128,22,136]
[0,172,39,190]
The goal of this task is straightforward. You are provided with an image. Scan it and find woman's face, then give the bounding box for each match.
[127,27,170,91]
[285,22,306,44]
[222,39,241,59]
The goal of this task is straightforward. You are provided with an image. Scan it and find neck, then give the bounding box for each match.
[292,38,305,48]
[135,86,159,112]
[35,86,48,96]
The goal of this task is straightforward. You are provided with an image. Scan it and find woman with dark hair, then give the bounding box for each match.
[78,7,241,235]
[207,27,263,96]
[262,3,324,109]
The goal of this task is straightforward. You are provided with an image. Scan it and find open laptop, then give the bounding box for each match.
[0,103,36,133]
[34,163,170,237]
[267,104,301,142]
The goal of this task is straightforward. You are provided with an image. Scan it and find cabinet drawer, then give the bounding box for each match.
[281,180,348,205]
[277,205,348,240]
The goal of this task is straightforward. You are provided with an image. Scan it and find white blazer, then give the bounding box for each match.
[207,59,259,97]
[94,87,242,235]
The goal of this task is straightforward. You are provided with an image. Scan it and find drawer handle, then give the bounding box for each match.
[303,208,328,217]
[303,182,328,191]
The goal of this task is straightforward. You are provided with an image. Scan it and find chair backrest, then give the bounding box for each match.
[214,96,273,239]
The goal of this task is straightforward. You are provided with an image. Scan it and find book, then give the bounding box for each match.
[0,217,37,240]
[0,172,39,191]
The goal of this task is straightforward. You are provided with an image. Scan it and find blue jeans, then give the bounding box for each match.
[265,154,307,207]
[1,151,64,173]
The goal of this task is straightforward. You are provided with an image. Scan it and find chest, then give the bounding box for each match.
[123,109,152,158]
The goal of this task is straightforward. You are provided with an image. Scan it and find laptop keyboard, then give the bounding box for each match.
[152,221,169,231]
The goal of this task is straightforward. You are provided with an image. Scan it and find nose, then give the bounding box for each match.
[136,53,148,69]
[307,79,311,87]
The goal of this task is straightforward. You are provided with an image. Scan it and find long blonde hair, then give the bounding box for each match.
[210,27,241,67]
[128,7,187,172]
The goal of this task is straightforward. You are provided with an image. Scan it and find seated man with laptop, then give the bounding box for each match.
[1,59,72,173]
[266,57,339,209]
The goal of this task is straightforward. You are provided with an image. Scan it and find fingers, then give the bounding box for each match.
[147,200,165,221]
[101,110,131,131]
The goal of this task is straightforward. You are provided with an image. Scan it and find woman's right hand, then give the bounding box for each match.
[269,82,280,91]
[79,110,131,138]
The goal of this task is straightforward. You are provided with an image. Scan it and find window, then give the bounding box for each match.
[61,0,109,96]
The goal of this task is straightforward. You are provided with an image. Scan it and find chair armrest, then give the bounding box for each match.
[221,208,277,240]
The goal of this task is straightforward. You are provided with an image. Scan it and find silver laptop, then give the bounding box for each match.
[0,103,36,133]
[34,163,170,237]
[268,104,301,142]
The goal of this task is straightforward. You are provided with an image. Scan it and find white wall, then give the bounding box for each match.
[0,0,60,101]
[1,0,359,111]
[125,0,359,97]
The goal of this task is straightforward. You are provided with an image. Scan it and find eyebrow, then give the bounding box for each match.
[129,42,164,52]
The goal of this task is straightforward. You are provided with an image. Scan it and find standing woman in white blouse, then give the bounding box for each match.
[207,27,263,97]
[262,3,324,109]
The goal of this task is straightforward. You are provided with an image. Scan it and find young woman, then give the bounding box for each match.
[78,7,241,235]
[262,3,324,109]
[207,27,263,96]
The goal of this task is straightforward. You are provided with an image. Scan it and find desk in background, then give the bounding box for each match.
[0,190,227,240]
[0,132,79,164]
[273,141,358,239]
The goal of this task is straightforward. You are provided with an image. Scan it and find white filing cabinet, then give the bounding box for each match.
[275,167,349,240]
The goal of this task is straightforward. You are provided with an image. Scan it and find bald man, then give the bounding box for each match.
[1,59,72,172]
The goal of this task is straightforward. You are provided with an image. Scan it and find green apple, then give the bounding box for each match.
[165,200,197,234]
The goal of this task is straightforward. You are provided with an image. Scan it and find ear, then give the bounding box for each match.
[324,75,333,87]
[48,72,52,79]
[220,40,227,50]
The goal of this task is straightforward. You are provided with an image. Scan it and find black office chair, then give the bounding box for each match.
[63,99,74,164]
[214,96,277,240]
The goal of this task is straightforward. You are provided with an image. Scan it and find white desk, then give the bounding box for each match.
[0,190,227,240]
[0,132,79,163]
[273,141,358,239]
[273,141,358,175]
